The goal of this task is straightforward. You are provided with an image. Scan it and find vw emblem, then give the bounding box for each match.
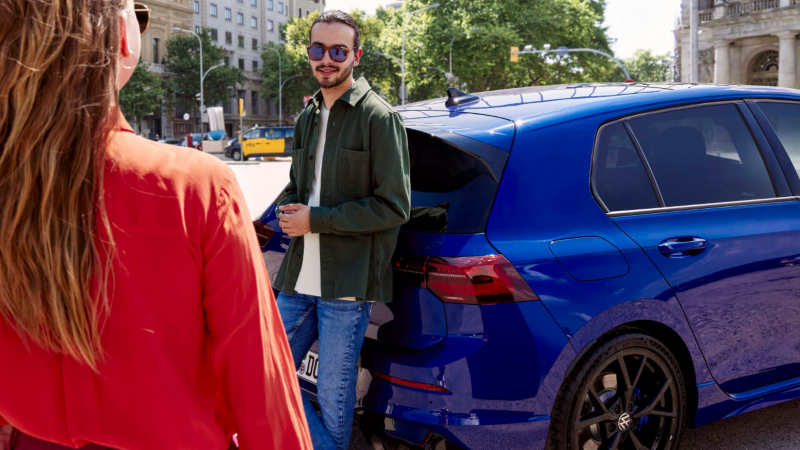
[617,413,632,431]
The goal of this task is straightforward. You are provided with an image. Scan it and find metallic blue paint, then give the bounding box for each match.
[256,83,800,449]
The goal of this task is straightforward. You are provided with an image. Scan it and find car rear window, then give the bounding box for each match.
[403,129,508,233]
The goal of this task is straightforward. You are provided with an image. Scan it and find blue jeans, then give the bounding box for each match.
[277,292,373,450]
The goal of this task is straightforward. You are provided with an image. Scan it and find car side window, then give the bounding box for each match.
[757,102,800,177]
[592,122,659,212]
[244,130,257,140]
[628,104,775,208]
[272,129,285,139]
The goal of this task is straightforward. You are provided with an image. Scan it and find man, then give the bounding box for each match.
[273,10,410,450]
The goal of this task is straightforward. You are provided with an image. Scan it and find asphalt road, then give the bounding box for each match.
[225,157,800,450]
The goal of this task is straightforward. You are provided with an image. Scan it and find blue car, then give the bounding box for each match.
[253,83,800,450]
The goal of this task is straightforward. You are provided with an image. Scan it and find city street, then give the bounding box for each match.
[226,158,800,450]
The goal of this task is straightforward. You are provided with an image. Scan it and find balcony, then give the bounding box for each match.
[726,0,780,16]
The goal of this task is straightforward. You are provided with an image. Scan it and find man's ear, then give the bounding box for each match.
[353,48,363,67]
[119,13,131,58]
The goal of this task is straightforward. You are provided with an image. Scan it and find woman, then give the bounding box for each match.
[0,0,311,449]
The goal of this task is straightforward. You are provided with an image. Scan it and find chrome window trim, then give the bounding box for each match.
[608,197,797,218]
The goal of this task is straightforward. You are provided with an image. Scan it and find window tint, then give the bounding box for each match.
[628,104,775,207]
[403,129,507,233]
[593,122,659,212]
[258,128,269,138]
[285,128,294,138]
[245,130,258,140]
[272,129,286,139]
[758,102,800,177]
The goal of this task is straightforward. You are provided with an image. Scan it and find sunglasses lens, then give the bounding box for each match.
[133,4,149,34]
[330,47,348,62]
[308,45,325,61]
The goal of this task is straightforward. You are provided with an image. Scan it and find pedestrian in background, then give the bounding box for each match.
[0,0,311,449]
[274,10,411,450]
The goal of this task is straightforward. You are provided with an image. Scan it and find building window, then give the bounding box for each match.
[239,58,245,71]
[210,3,217,16]
[210,28,218,41]
[237,13,243,25]
[299,7,302,16]
[278,2,283,13]
[267,0,273,9]
[152,38,159,64]
[225,31,232,44]
[251,0,257,5]
[251,17,257,28]
[268,20,274,31]
[225,7,231,19]
[252,91,259,115]
[306,10,309,17]
[194,25,200,34]
[238,35,244,48]
[194,0,199,13]
[253,60,258,71]
[252,38,258,50]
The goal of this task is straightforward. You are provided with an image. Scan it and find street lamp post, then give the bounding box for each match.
[427,66,453,84]
[260,45,283,126]
[449,26,480,77]
[173,27,204,131]
[512,45,633,81]
[401,3,440,105]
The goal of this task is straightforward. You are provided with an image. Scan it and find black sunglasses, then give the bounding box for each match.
[133,3,150,34]
[306,44,353,63]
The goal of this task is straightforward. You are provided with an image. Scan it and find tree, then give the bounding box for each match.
[119,60,164,132]
[621,49,674,83]
[163,28,243,118]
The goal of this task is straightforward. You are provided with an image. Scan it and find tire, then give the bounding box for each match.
[232,150,242,161]
[548,332,687,450]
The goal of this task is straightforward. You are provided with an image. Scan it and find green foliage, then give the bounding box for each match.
[263,0,621,114]
[119,60,163,131]
[621,49,674,83]
[164,28,244,114]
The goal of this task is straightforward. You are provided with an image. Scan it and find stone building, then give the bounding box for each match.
[137,0,324,138]
[675,0,800,87]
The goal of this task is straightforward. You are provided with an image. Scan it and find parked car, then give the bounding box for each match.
[157,138,182,146]
[179,133,203,151]
[240,126,293,160]
[224,134,242,161]
[254,83,800,450]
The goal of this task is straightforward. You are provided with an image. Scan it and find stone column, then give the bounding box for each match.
[714,0,725,20]
[715,41,731,84]
[777,32,798,88]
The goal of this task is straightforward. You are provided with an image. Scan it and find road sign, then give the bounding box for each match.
[183,113,190,121]
[510,47,519,63]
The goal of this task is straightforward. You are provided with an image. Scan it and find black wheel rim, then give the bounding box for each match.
[572,349,679,450]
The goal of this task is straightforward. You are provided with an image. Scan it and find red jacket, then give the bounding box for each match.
[0,134,311,449]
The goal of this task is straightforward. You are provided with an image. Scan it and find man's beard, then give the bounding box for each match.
[314,61,354,89]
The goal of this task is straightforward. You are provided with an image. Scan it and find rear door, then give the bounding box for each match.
[602,102,800,394]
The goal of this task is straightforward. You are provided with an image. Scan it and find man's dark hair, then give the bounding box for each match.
[309,10,361,50]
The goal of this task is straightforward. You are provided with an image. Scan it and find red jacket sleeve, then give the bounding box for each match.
[201,172,311,450]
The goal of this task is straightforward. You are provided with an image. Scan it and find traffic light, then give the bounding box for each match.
[239,98,244,116]
[510,47,519,63]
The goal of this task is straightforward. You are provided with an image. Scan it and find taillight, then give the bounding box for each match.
[253,219,274,247]
[373,372,451,393]
[393,254,537,305]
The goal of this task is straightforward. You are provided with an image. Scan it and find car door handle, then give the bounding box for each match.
[658,237,707,258]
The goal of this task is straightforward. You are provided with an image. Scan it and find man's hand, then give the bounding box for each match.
[278,204,312,237]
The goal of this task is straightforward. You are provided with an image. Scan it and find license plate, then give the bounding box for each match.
[297,350,319,385]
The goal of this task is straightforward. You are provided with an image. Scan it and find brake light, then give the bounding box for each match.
[393,254,538,305]
[253,219,274,247]
[373,372,451,393]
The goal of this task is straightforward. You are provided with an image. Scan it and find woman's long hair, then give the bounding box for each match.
[0,0,121,371]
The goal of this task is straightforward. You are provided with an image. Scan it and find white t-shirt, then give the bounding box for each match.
[294,106,357,300]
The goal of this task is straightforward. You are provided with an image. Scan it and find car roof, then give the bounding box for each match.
[398,83,800,132]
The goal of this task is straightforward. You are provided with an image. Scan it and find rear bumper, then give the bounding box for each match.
[355,301,574,450]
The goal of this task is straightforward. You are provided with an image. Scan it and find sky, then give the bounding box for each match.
[324,0,683,59]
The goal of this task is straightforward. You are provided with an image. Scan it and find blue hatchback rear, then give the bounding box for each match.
[254,83,800,450]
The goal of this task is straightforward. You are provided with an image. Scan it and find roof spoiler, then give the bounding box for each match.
[445,88,480,108]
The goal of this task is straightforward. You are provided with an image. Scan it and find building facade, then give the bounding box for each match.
[139,0,194,138]
[137,0,324,138]
[675,0,800,87]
